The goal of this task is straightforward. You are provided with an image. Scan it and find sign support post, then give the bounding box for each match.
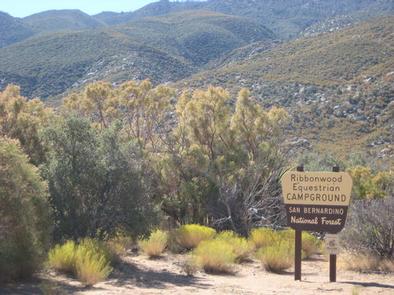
[294,165,304,281]
[329,165,340,282]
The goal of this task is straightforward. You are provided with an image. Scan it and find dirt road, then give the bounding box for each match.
[1,254,393,294]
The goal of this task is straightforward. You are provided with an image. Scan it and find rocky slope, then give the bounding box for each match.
[178,17,394,163]
[0,10,273,98]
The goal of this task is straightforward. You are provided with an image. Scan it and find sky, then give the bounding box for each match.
[1,0,158,17]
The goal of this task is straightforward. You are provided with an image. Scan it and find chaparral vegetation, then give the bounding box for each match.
[0,1,393,293]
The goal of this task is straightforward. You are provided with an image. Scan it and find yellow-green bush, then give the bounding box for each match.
[256,241,293,273]
[277,229,294,241]
[47,241,77,274]
[174,224,216,250]
[74,239,113,286]
[249,228,277,249]
[215,231,252,262]
[138,230,168,257]
[47,238,112,286]
[193,239,236,273]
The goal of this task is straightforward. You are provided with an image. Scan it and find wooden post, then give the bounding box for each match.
[330,165,340,282]
[294,165,304,281]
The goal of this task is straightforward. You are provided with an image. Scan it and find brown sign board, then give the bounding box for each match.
[281,171,353,234]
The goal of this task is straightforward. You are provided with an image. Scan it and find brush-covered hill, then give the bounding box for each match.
[180,17,394,162]
[22,10,106,34]
[0,10,274,98]
[115,10,274,65]
[95,0,394,39]
[0,12,33,48]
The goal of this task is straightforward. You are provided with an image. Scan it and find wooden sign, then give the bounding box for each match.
[281,171,353,233]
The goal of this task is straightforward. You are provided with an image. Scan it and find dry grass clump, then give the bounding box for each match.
[256,241,294,273]
[174,224,216,250]
[138,230,168,258]
[74,239,113,286]
[193,239,236,273]
[47,238,113,286]
[181,256,199,276]
[339,252,394,273]
[47,240,77,274]
[302,232,322,258]
[215,231,253,262]
[106,233,133,260]
[249,228,277,249]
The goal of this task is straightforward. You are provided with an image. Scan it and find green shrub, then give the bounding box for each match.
[174,224,216,250]
[194,239,236,273]
[47,238,112,286]
[0,138,51,283]
[256,241,294,273]
[138,230,168,258]
[249,228,277,249]
[215,231,253,262]
[47,241,77,274]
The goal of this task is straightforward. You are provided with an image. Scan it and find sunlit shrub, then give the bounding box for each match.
[194,239,236,273]
[138,230,168,257]
[215,231,253,262]
[47,238,112,286]
[47,241,77,274]
[256,241,294,273]
[249,228,277,249]
[174,224,216,250]
[74,239,112,286]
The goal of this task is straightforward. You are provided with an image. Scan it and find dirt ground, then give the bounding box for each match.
[1,253,393,295]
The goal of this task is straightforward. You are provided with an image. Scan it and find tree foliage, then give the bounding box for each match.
[159,87,288,233]
[42,116,154,241]
[0,84,54,165]
[0,137,51,282]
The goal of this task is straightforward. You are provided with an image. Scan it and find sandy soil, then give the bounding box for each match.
[1,253,393,295]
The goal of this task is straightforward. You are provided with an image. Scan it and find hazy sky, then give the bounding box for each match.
[1,0,157,17]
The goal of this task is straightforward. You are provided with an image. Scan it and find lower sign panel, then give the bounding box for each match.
[285,204,348,233]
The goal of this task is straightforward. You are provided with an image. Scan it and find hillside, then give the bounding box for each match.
[0,30,193,98]
[0,10,273,98]
[179,17,394,162]
[96,0,394,39]
[22,10,106,34]
[115,11,274,66]
[94,0,203,25]
[0,12,33,48]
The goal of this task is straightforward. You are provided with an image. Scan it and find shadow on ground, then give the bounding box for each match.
[0,277,99,295]
[108,259,211,290]
[342,281,394,289]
